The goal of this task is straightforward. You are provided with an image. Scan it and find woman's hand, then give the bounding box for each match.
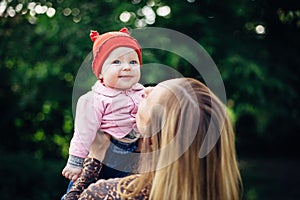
[88,132,111,162]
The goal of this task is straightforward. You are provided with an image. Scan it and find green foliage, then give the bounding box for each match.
[0,152,67,200]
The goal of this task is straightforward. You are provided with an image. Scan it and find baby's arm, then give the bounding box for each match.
[62,92,102,181]
[62,133,110,182]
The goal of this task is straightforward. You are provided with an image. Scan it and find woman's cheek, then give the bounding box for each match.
[136,110,150,135]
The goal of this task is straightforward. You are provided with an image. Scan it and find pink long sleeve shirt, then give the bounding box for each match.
[69,81,145,158]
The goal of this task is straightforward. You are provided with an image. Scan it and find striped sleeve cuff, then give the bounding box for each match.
[67,155,84,168]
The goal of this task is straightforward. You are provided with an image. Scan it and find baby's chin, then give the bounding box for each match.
[113,82,138,90]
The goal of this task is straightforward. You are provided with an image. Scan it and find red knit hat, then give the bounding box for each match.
[90,28,142,79]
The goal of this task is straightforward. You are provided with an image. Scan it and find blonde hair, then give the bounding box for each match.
[117,78,242,200]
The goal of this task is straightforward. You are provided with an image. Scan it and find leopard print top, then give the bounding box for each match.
[78,175,150,200]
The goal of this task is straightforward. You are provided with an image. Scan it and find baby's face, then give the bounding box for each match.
[101,47,141,90]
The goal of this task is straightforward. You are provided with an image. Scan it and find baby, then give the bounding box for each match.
[61,28,144,199]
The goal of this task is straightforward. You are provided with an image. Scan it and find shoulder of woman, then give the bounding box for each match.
[79,177,123,200]
[79,175,148,200]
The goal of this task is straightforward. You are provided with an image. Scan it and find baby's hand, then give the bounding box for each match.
[62,165,82,182]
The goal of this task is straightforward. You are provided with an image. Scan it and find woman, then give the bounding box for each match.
[78,77,242,200]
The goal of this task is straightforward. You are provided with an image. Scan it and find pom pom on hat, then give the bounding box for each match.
[119,27,130,34]
[90,28,142,79]
[90,30,99,42]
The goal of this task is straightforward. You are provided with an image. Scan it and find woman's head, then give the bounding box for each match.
[133,77,242,199]
[137,78,224,155]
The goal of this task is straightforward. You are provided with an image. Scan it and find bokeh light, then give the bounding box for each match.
[157,5,171,17]
[0,1,7,16]
[135,18,147,27]
[63,7,72,16]
[46,7,56,18]
[35,5,47,14]
[7,6,15,17]
[15,3,23,12]
[255,24,265,34]
[142,5,155,24]
[120,11,131,22]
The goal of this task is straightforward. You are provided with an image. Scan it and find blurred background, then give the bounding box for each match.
[1,0,300,199]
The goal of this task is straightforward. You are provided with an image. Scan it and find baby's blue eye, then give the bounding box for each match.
[130,60,138,64]
[112,60,121,64]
